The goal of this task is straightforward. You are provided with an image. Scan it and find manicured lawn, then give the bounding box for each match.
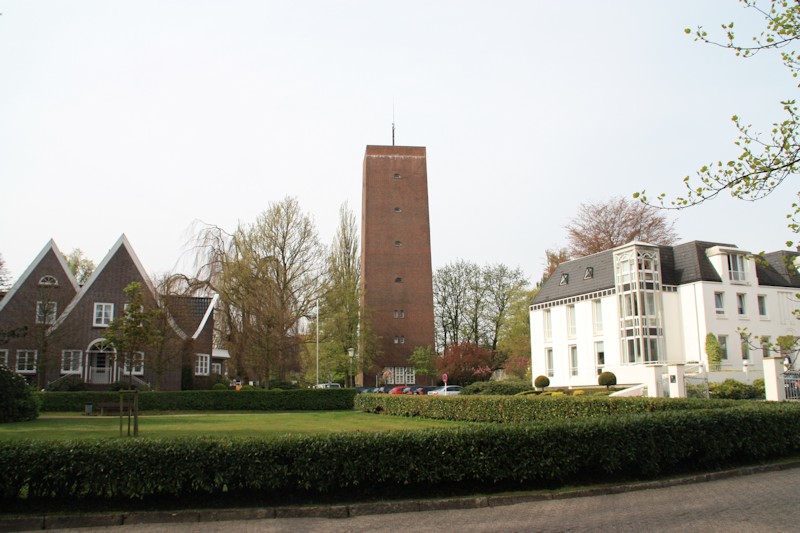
[0,411,472,440]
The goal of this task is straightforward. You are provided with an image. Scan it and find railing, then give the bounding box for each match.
[784,371,800,401]
[46,373,79,390]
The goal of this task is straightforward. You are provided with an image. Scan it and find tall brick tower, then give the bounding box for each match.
[360,145,435,387]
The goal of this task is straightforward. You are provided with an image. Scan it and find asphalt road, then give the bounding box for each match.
[34,465,800,532]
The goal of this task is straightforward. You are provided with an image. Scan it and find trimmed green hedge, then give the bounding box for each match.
[37,389,357,412]
[2,404,799,504]
[461,380,534,396]
[354,394,741,423]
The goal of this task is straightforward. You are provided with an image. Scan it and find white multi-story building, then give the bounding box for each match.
[530,241,800,388]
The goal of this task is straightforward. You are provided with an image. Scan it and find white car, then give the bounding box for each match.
[427,385,462,396]
[313,383,342,389]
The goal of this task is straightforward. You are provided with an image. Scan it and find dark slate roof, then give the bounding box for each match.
[756,251,800,287]
[666,241,732,285]
[531,240,739,306]
[532,249,615,305]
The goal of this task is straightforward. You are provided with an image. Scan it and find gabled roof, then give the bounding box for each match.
[0,239,79,314]
[166,293,218,340]
[51,234,156,330]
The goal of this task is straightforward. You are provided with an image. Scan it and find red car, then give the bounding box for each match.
[389,386,406,395]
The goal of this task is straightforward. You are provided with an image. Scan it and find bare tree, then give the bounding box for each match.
[434,261,530,353]
[566,196,678,258]
[192,197,324,387]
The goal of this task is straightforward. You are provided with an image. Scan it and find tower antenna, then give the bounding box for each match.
[392,100,395,146]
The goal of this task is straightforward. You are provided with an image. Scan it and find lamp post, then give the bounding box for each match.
[315,300,319,386]
[348,348,355,388]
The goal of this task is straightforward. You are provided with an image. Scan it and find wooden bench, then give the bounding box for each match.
[96,402,122,415]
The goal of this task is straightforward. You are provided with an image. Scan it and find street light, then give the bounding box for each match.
[348,348,355,388]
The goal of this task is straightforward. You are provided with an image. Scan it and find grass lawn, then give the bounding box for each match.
[0,411,473,440]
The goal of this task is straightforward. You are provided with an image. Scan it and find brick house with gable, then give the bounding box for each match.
[0,235,219,390]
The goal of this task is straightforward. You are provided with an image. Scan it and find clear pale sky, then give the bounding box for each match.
[0,1,795,285]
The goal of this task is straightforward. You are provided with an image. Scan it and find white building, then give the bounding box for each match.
[530,241,800,388]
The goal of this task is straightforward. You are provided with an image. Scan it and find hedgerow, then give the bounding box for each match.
[2,404,799,505]
[37,389,356,412]
[354,394,741,423]
[461,380,533,396]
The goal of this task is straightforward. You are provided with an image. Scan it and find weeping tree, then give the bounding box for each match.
[192,197,324,387]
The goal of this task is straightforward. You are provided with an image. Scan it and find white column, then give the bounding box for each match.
[644,364,665,398]
[762,357,786,402]
[667,363,686,398]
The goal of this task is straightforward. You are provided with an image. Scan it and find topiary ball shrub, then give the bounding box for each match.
[0,365,40,422]
[534,375,550,390]
[212,383,228,390]
[598,371,617,390]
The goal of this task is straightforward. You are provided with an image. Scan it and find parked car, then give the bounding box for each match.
[427,385,462,396]
[313,382,341,389]
[390,386,407,395]
[402,386,424,394]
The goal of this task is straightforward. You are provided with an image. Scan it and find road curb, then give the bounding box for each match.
[2,460,799,531]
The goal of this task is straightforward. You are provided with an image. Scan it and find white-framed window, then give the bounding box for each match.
[16,350,37,373]
[569,345,578,376]
[384,366,416,385]
[195,353,210,376]
[0,349,8,367]
[592,299,603,335]
[714,292,725,316]
[741,340,750,361]
[123,352,144,376]
[736,293,747,317]
[728,254,747,282]
[718,335,728,360]
[393,309,405,319]
[595,341,605,368]
[211,362,222,375]
[38,275,58,287]
[543,309,552,341]
[566,305,576,338]
[36,301,57,325]
[757,295,768,318]
[61,350,83,374]
[93,303,114,327]
[545,348,554,377]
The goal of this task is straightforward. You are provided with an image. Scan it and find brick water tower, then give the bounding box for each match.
[359,145,436,387]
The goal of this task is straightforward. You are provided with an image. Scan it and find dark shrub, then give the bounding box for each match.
[0,365,39,422]
[709,379,763,400]
[212,383,228,390]
[598,372,617,390]
[534,375,550,390]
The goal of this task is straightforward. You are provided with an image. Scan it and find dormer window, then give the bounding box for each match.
[584,267,594,280]
[560,273,569,286]
[727,254,747,283]
[39,275,58,287]
[392,173,402,179]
